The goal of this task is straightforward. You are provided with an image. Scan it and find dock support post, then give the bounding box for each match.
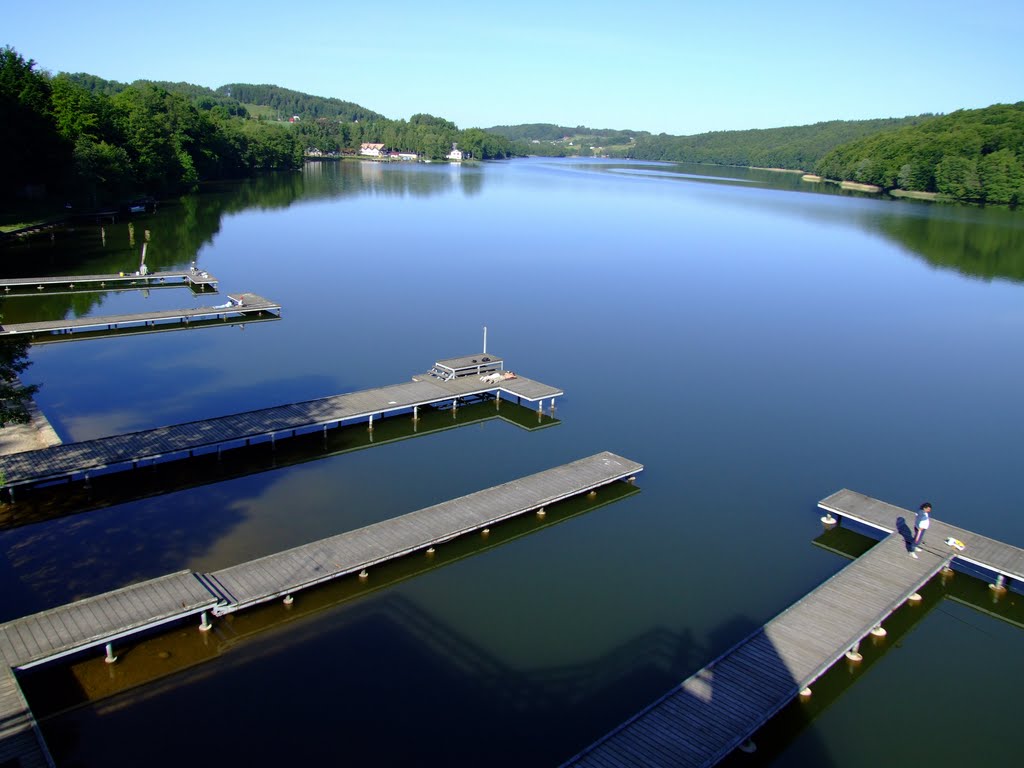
[283,595,294,606]
[413,405,419,421]
[199,611,212,632]
[368,414,374,431]
[870,625,887,638]
[845,641,862,662]
[104,643,117,664]
[820,512,837,525]
[537,400,543,414]
[738,740,757,754]
[990,574,1007,593]
[271,434,276,451]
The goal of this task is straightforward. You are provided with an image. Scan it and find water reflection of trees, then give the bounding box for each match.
[870,206,1024,283]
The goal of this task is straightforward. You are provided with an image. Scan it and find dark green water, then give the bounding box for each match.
[2,158,1022,766]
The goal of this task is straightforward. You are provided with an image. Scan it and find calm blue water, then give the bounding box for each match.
[3,158,1023,766]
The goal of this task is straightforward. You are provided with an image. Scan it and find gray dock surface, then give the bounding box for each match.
[209,451,641,612]
[0,269,217,292]
[563,532,952,768]
[0,357,562,489]
[0,292,276,338]
[0,665,53,767]
[819,488,1024,582]
[0,453,639,766]
[0,572,217,669]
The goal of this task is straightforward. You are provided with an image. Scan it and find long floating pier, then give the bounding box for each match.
[563,489,1023,768]
[0,269,217,293]
[563,533,952,768]
[0,292,280,339]
[0,399,559,531]
[0,453,642,767]
[0,353,562,492]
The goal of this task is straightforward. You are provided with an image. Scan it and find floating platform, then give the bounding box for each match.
[0,399,559,531]
[0,354,562,493]
[818,488,1024,589]
[563,489,1024,768]
[562,532,952,768]
[0,269,217,294]
[0,292,280,340]
[0,453,642,767]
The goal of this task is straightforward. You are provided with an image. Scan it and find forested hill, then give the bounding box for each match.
[3,46,513,210]
[216,84,382,122]
[487,123,647,142]
[814,102,1024,204]
[625,116,933,169]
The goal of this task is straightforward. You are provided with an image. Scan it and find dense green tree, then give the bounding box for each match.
[0,47,69,201]
[815,103,1024,203]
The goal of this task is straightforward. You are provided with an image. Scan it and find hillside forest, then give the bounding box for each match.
[1,47,512,208]
[3,43,1021,209]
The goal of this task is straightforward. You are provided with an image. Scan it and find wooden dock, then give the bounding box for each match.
[0,665,53,767]
[0,453,641,767]
[0,400,559,531]
[0,269,217,293]
[562,532,953,768]
[0,354,562,492]
[207,451,641,613]
[0,292,280,340]
[818,488,1024,590]
[0,452,639,666]
[564,490,1024,767]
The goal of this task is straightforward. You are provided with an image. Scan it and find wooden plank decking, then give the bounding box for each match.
[0,665,53,767]
[208,451,641,612]
[563,532,953,768]
[819,488,1024,584]
[0,292,276,338]
[0,269,217,292]
[0,572,217,670]
[0,452,640,767]
[1,453,636,669]
[0,357,562,490]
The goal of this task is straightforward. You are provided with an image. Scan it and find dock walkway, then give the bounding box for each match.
[0,269,217,293]
[818,488,1024,589]
[0,453,641,766]
[0,665,52,767]
[208,451,640,613]
[0,292,276,339]
[565,490,1024,767]
[0,354,562,491]
[1,453,637,668]
[563,532,952,768]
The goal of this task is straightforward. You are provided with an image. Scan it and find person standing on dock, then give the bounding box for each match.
[911,502,931,556]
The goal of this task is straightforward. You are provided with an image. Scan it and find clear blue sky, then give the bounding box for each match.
[5,0,1021,135]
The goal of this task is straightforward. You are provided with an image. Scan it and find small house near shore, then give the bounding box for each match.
[360,143,386,157]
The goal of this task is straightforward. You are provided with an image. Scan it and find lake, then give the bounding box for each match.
[3,158,1023,766]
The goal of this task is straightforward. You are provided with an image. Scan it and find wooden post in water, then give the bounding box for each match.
[199,611,212,632]
[104,643,117,664]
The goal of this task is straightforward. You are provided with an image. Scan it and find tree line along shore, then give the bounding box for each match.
[4,43,1021,223]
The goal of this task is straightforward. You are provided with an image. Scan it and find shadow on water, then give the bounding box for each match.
[0,400,558,531]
